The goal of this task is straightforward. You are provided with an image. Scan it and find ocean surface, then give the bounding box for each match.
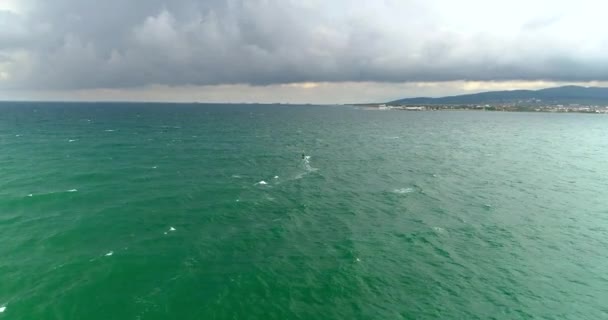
[1,102,607,319]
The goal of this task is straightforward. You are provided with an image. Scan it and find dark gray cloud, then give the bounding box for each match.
[1,0,608,90]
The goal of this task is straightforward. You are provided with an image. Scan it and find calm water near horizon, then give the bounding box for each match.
[1,102,607,319]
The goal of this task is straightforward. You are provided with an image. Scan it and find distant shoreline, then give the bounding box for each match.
[357,104,608,114]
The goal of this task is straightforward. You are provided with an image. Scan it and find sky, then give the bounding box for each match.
[1,0,608,103]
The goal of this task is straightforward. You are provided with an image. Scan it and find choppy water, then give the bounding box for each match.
[1,102,608,319]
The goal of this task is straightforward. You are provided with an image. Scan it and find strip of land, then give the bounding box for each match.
[359,85,608,113]
[359,103,608,113]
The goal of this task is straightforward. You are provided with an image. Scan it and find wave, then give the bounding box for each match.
[393,187,414,194]
[26,189,78,197]
[294,155,318,180]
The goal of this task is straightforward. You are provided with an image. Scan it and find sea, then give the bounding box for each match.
[1,102,607,319]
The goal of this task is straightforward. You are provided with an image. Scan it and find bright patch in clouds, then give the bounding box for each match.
[0,0,21,13]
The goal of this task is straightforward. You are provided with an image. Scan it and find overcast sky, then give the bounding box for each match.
[1,0,608,103]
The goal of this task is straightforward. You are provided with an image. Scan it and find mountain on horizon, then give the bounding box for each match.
[389,86,608,105]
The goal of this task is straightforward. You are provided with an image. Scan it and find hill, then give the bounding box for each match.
[389,86,608,105]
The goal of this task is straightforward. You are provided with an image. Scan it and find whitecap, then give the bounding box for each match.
[169,227,176,232]
[393,188,414,194]
[27,194,33,197]
[152,166,158,169]
[231,175,242,178]
[0,306,5,313]
[433,227,445,233]
[301,156,318,174]
[104,129,115,132]
[105,251,113,256]
[257,180,268,185]
[68,139,77,142]
[67,189,78,192]
[274,176,279,179]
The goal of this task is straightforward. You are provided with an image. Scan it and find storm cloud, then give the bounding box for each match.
[1,0,608,91]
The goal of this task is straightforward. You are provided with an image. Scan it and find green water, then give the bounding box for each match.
[1,102,607,319]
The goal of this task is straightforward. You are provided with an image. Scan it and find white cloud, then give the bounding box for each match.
[0,0,23,13]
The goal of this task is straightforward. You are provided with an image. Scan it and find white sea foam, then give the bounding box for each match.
[290,155,319,180]
[301,156,318,174]
[433,227,446,234]
[104,129,115,132]
[105,251,113,256]
[393,188,414,194]
[0,306,5,313]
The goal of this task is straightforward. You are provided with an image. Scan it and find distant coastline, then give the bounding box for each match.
[367,85,608,114]
[357,103,608,114]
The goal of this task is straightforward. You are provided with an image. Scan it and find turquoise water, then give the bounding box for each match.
[1,102,607,319]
